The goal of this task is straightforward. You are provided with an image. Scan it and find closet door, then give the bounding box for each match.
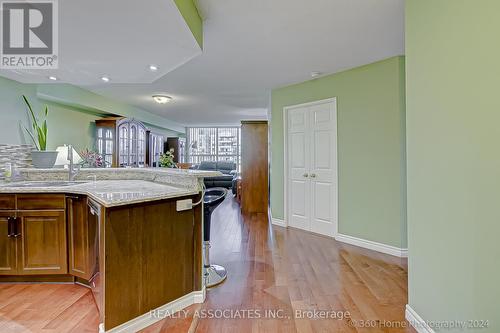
[287,106,311,230]
[286,99,337,237]
[309,102,337,237]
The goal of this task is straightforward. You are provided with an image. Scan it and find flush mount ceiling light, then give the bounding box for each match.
[152,95,172,104]
[149,64,159,72]
[101,76,110,82]
[311,71,322,78]
[48,76,58,81]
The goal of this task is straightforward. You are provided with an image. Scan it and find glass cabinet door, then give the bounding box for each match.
[118,124,129,167]
[96,127,114,167]
[138,128,146,167]
[117,119,147,168]
[129,124,137,166]
[103,128,114,167]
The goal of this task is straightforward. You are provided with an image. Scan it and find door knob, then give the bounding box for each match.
[303,173,309,177]
[310,173,316,178]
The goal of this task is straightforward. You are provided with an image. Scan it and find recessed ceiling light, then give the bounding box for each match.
[149,64,159,72]
[48,76,58,81]
[152,95,172,104]
[311,71,322,78]
[101,76,110,82]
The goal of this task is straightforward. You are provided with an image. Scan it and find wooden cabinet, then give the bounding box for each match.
[0,194,68,276]
[95,117,118,167]
[96,117,149,168]
[241,121,269,214]
[67,196,97,280]
[118,119,147,167]
[0,212,17,275]
[0,194,16,210]
[17,194,65,210]
[17,211,67,275]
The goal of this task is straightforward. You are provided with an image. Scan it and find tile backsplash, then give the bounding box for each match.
[0,144,33,180]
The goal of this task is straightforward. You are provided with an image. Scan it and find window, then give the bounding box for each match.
[187,127,240,166]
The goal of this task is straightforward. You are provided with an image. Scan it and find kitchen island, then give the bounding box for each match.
[0,168,219,332]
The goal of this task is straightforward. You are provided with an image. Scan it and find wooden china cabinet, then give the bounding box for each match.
[96,117,159,168]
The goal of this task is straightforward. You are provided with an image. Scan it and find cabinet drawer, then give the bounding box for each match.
[0,195,16,210]
[17,194,65,210]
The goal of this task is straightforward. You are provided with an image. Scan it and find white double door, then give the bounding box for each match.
[286,99,337,237]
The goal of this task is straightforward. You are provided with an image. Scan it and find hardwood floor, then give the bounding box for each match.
[142,195,415,333]
[0,194,414,333]
[0,283,99,332]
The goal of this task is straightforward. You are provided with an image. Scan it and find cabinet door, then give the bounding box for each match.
[118,123,130,166]
[17,211,67,275]
[129,123,138,166]
[68,197,97,280]
[138,127,146,166]
[96,127,115,167]
[0,212,17,275]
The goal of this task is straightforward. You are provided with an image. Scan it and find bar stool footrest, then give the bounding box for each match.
[205,264,227,288]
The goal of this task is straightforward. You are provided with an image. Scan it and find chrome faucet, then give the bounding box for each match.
[67,145,80,181]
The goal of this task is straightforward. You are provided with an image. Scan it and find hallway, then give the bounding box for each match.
[142,195,414,332]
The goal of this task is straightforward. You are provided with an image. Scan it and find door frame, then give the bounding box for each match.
[283,97,338,237]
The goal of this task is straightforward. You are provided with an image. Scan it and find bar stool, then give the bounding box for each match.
[203,187,228,287]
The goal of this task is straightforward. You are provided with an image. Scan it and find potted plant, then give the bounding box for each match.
[159,148,176,168]
[21,95,58,168]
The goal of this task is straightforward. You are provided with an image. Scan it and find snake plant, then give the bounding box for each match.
[22,95,48,151]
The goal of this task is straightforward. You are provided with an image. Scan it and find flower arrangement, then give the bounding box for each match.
[159,148,176,168]
[79,148,105,168]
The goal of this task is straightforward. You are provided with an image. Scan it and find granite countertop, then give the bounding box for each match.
[0,167,222,207]
[0,180,199,208]
[18,167,221,178]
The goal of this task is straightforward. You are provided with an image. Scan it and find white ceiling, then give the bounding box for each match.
[0,0,201,84]
[88,0,404,125]
[1,0,405,126]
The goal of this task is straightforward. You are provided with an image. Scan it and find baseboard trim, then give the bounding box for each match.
[271,218,286,227]
[105,287,206,333]
[335,233,408,258]
[405,304,435,333]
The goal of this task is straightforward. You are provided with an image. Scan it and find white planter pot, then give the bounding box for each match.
[31,150,58,168]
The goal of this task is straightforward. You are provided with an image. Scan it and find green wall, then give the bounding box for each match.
[174,0,203,49]
[0,76,183,152]
[271,56,407,248]
[0,77,99,150]
[406,1,499,331]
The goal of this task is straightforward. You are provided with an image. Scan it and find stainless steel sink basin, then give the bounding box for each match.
[0,181,88,188]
